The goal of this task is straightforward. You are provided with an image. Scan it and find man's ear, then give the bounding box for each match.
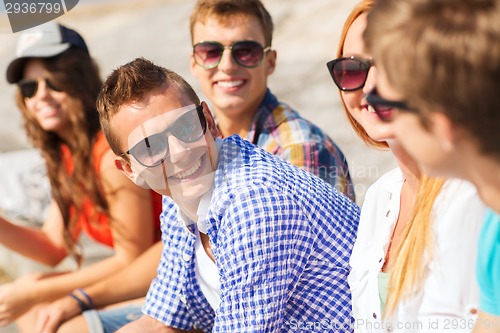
[266,49,277,76]
[429,112,455,152]
[115,158,134,180]
[201,101,221,139]
[190,53,199,79]
[115,157,150,188]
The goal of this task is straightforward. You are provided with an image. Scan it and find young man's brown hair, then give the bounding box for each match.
[97,57,200,156]
[365,0,500,158]
[189,0,274,47]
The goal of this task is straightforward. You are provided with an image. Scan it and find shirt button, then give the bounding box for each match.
[470,308,478,315]
[386,210,391,217]
[373,313,377,319]
[183,253,191,262]
[180,295,187,303]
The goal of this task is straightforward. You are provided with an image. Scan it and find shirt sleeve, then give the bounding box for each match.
[477,210,500,316]
[414,183,486,332]
[142,198,196,330]
[212,184,315,332]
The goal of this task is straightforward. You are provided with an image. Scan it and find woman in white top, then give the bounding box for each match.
[327,1,487,331]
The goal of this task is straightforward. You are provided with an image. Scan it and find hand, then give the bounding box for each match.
[0,274,40,326]
[117,314,186,333]
[35,296,81,333]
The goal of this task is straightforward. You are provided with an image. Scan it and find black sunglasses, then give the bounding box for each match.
[123,105,207,167]
[366,88,411,122]
[326,56,374,91]
[193,40,271,69]
[18,78,63,99]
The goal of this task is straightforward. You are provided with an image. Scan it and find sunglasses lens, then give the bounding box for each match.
[193,42,224,69]
[332,59,370,91]
[46,79,63,92]
[18,78,63,98]
[232,41,264,68]
[130,135,167,167]
[19,80,38,98]
[128,106,207,167]
[171,107,206,143]
[193,41,266,69]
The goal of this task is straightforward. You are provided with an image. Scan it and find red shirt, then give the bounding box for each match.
[62,132,162,247]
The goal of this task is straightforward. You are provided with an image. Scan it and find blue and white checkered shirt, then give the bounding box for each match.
[143,135,360,332]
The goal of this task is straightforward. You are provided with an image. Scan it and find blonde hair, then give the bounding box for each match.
[385,176,445,316]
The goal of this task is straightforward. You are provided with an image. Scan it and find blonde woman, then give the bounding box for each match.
[327,0,487,331]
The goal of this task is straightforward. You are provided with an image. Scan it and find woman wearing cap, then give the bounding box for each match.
[0,22,162,332]
[327,1,487,331]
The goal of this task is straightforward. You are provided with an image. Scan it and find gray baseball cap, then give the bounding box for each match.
[6,21,89,84]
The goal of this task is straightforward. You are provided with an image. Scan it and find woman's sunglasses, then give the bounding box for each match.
[326,56,374,91]
[193,40,271,69]
[366,88,411,122]
[18,78,63,99]
[123,105,207,168]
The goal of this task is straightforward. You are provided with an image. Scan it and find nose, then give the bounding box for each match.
[363,66,378,95]
[168,135,192,165]
[33,79,51,99]
[216,46,238,72]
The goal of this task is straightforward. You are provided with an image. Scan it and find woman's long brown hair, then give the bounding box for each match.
[16,47,108,264]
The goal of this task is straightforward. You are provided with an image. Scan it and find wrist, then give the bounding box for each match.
[75,288,94,309]
[68,289,94,313]
[60,295,85,319]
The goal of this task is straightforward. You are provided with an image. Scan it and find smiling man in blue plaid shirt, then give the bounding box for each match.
[97,58,360,333]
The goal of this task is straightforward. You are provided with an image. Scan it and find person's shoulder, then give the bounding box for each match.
[431,178,487,237]
[435,178,484,209]
[271,102,321,133]
[365,167,403,196]
[218,135,328,188]
[219,134,286,174]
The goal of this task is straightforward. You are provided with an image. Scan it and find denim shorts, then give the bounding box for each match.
[82,304,144,333]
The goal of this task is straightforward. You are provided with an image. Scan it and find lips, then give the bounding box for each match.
[37,105,59,117]
[171,157,203,180]
[215,79,244,88]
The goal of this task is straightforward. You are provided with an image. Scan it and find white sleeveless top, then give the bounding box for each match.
[194,227,221,310]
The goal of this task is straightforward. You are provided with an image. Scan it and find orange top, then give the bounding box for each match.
[62,132,162,247]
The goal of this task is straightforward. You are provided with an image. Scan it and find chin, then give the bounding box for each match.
[39,120,65,133]
[367,130,393,143]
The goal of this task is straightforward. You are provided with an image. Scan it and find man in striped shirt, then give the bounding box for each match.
[189,0,355,201]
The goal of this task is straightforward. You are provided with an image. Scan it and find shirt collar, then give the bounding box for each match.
[245,89,279,143]
[196,138,223,234]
